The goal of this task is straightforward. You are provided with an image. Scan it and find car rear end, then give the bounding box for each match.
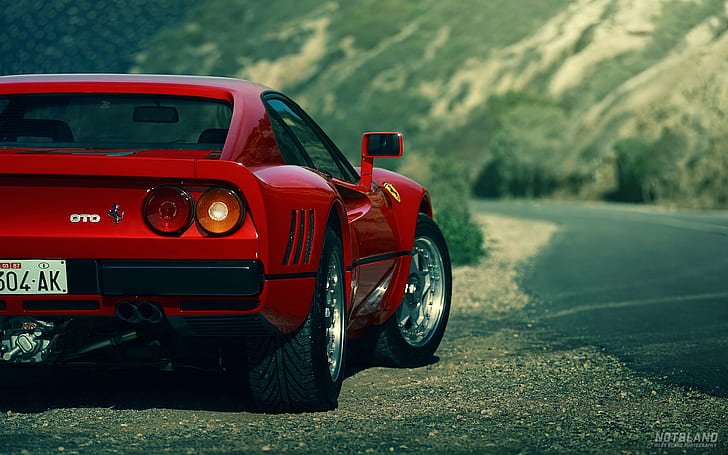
[0,79,313,368]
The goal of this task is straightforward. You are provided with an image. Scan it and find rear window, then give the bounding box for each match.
[0,94,232,150]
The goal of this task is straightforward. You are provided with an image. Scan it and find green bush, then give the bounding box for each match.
[610,137,655,202]
[473,150,558,198]
[428,161,485,266]
[435,203,485,266]
[608,128,683,203]
[471,92,571,199]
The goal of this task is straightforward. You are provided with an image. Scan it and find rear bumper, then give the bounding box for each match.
[0,260,316,336]
[97,260,263,296]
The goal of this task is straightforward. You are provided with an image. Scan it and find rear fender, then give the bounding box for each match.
[248,165,349,327]
[248,165,344,274]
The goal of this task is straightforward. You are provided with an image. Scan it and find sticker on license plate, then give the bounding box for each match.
[0,260,68,294]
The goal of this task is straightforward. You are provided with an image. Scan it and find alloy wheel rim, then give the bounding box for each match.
[324,253,345,380]
[397,237,446,347]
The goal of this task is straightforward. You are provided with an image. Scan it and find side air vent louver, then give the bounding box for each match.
[304,209,314,264]
[283,209,315,266]
[282,210,297,265]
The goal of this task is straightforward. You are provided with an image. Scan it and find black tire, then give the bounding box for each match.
[246,227,346,412]
[373,214,452,367]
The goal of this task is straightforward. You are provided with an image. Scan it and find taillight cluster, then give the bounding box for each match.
[196,188,244,235]
[144,187,194,235]
[143,186,245,237]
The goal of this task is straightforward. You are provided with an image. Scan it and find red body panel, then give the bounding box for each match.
[0,74,432,338]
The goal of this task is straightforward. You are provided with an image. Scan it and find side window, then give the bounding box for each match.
[266,99,348,180]
[267,112,310,166]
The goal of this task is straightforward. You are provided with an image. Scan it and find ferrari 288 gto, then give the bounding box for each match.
[0,74,452,411]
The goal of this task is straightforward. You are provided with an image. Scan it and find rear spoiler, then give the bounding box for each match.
[0,154,195,179]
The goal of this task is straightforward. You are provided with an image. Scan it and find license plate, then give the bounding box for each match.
[0,260,68,295]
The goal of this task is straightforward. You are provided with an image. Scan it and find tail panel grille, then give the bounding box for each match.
[182,316,278,337]
[23,300,100,311]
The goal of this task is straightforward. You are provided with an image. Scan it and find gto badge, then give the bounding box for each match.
[382,182,401,203]
[107,203,124,224]
[70,213,101,223]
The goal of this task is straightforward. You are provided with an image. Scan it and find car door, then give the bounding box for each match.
[263,94,401,312]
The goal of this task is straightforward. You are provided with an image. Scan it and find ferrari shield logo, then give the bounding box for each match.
[382,182,401,203]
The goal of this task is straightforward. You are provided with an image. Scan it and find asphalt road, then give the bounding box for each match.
[473,200,728,397]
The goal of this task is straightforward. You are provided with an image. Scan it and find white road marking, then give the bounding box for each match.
[545,291,728,319]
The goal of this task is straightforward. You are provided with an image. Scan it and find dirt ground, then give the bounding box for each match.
[0,214,726,454]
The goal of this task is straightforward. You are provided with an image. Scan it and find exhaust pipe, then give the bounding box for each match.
[137,301,163,324]
[116,301,142,324]
[116,301,164,324]
[75,331,138,356]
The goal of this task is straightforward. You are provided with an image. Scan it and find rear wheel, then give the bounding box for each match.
[246,227,346,412]
[374,214,452,367]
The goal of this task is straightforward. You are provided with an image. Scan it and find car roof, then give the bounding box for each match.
[0,73,270,99]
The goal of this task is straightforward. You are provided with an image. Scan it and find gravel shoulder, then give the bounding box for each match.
[0,214,726,454]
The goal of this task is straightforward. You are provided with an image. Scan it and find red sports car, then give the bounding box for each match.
[0,74,452,411]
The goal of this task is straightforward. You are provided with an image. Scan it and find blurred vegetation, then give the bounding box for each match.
[428,161,485,266]
[608,130,683,203]
[608,125,728,208]
[472,92,581,199]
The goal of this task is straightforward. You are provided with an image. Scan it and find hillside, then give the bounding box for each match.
[0,0,197,75]
[132,0,728,207]
[131,0,571,160]
[2,0,727,207]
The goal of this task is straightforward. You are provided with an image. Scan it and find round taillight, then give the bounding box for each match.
[195,187,244,236]
[143,186,194,236]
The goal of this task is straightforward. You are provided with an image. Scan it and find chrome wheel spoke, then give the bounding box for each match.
[411,251,422,273]
[416,305,427,327]
[399,300,418,327]
[421,282,432,299]
[398,308,411,328]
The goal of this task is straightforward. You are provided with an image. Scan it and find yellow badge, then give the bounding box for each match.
[382,182,401,203]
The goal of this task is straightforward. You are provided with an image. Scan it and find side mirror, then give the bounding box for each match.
[360,132,404,188]
[362,132,404,158]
